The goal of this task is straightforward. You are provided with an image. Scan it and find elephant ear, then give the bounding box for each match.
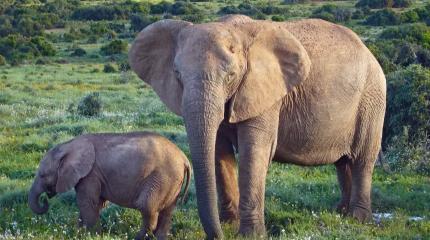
[55,137,95,193]
[129,19,192,116]
[228,23,311,123]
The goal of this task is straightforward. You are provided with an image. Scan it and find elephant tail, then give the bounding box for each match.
[180,161,192,205]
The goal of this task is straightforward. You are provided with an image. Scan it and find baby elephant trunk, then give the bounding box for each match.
[28,177,49,214]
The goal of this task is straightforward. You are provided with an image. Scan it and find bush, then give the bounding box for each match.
[385,128,429,175]
[395,43,416,66]
[400,10,420,23]
[70,47,86,57]
[100,40,127,55]
[72,6,128,21]
[366,40,398,73]
[365,9,400,26]
[384,65,430,147]
[182,13,204,23]
[311,4,352,23]
[77,92,102,117]
[130,14,160,32]
[103,63,117,73]
[356,0,413,9]
[218,3,263,17]
[0,35,56,64]
[380,24,430,48]
[416,48,430,67]
[271,15,285,22]
[0,55,6,66]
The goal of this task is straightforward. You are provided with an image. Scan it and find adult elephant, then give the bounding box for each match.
[129,15,386,239]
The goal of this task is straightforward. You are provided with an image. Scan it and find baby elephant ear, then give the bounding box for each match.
[55,137,95,193]
[229,22,311,123]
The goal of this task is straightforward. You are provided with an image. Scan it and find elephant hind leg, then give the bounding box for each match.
[334,155,352,215]
[215,127,239,223]
[154,200,177,240]
[348,87,385,222]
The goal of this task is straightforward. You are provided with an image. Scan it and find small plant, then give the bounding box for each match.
[77,92,102,117]
[0,54,6,66]
[71,47,87,57]
[103,63,117,73]
[116,71,133,84]
[271,15,285,22]
[35,58,50,65]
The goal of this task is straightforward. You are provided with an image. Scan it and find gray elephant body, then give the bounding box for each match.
[129,15,386,239]
[29,132,191,240]
[274,19,385,165]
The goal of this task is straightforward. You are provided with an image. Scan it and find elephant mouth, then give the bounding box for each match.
[46,187,56,198]
[47,191,55,198]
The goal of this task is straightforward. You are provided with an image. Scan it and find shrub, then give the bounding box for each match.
[393,0,413,8]
[70,47,86,57]
[130,14,160,32]
[0,34,56,64]
[416,48,430,67]
[77,92,102,117]
[384,65,430,147]
[284,0,308,3]
[103,63,117,73]
[182,13,205,23]
[311,4,352,23]
[366,40,398,73]
[365,9,400,26]
[380,24,430,48]
[72,6,128,21]
[35,58,50,65]
[385,128,429,175]
[100,40,128,55]
[356,0,413,9]
[395,43,416,66]
[0,55,6,66]
[271,15,285,22]
[400,10,420,23]
[170,1,201,15]
[150,1,172,14]
[218,3,263,17]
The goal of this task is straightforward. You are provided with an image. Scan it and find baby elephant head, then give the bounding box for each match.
[28,137,95,214]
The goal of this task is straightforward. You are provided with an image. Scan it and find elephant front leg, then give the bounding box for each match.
[75,177,103,230]
[236,104,280,237]
[215,127,239,223]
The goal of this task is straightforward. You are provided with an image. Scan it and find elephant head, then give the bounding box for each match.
[28,138,95,214]
[129,17,311,238]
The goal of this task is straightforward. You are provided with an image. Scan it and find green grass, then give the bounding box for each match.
[1,60,429,239]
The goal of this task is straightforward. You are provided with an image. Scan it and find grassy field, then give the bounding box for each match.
[1,0,430,239]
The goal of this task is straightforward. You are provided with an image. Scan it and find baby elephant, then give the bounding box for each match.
[29,132,191,240]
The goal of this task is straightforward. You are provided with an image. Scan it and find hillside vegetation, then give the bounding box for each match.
[0,0,429,239]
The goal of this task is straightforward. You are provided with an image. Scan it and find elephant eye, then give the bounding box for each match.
[226,72,235,83]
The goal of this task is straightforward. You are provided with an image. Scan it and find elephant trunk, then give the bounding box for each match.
[183,94,224,239]
[28,177,49,215]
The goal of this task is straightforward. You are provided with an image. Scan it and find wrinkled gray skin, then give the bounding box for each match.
[29,132,191,240]
[129,15,386,239]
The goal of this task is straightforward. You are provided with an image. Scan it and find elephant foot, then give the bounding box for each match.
[348,205,372,223]
[239,219,266,239]
[335,201,349,215]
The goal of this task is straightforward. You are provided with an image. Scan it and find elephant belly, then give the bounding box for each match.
[274,89,359,166]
